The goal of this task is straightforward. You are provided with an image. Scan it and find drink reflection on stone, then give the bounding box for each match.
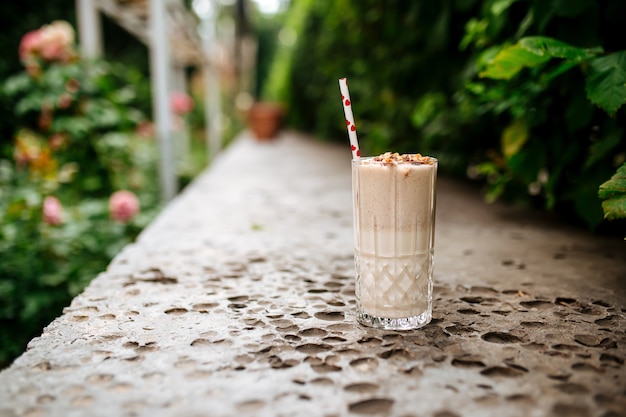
[352,152,437,330]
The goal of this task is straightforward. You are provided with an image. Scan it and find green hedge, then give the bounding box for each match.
[264,0,626,233]
[0,21,160,368]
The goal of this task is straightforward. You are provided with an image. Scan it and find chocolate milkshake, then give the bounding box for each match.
[352,152,437,330]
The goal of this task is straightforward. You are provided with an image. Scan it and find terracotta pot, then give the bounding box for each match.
[248,102,284,140]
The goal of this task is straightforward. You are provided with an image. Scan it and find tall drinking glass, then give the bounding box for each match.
[352,154,437,330]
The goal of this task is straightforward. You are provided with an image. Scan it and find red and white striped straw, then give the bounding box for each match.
[338,78,360,160]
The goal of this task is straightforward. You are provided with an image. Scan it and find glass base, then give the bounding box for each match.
[357,309,432,330]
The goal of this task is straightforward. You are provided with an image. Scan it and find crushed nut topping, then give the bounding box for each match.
[369,152,435,165]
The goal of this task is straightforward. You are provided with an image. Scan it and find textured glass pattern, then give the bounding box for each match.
[355,250,433,329]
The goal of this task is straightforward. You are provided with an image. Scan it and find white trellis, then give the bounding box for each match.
[75,0,223,202]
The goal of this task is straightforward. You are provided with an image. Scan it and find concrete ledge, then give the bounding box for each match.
[1,131,625,417]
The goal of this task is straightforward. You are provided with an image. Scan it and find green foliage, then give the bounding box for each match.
[480,42,551,79]
[0,47,159,367]
[251,4,288,99]
[269,0,626,232]
[468,1,626,229]
[0,169,155,365]
[265,0,481,174]
[0,1,151,159]
[586,52,626,115]
[599,163,626,221]
[480,36,626,116]
[261,0,314,103]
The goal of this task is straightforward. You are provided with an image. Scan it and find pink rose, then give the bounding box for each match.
[19,30,43,63]
[170,91,194,115]
[38,21,75,62]
[18,21,75,67]
[43,196,63,226]
[109,190,140,223]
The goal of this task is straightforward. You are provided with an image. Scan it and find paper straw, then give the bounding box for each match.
[338,78,360,160]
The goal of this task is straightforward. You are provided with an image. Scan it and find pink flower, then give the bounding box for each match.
[109,190,140,223]
[43,196,63,226]
[18,21,75,69]
[38,21,75,62]
[170,91,194,115]
[19,30,43,63]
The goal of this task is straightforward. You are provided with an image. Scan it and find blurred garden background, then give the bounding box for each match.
[1,0,625,368]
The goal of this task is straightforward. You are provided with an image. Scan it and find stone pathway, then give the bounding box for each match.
[0,131,624,417]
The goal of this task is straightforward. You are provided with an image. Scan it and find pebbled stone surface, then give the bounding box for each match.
[0,131,624,417]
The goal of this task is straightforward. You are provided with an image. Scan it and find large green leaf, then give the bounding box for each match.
[585,52,626,115]
[519,36,601,61]
[598,163,626,221]
[481,36,601,81]
[480,44,550,80]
